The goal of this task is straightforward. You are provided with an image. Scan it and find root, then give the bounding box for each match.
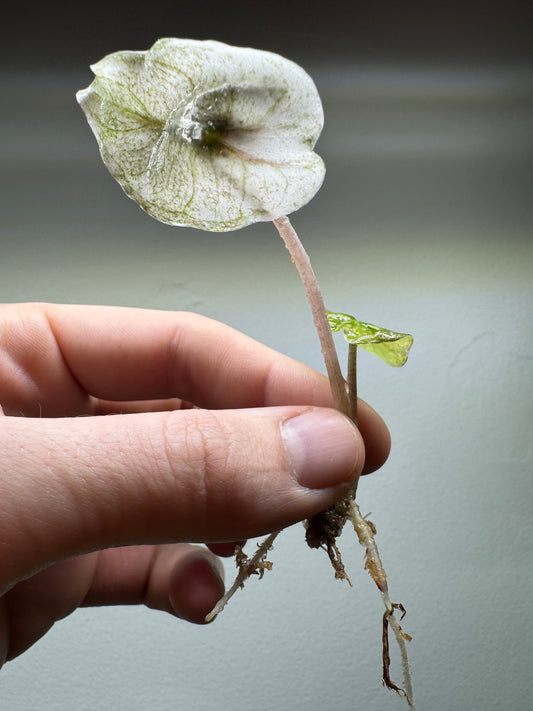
[205,495,415,707]
[348,498,415,708]
[305,499,351,583]
[205,531,279,622]
[384,605,414,706]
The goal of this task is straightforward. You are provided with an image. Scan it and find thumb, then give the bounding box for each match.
[0,406,363,590]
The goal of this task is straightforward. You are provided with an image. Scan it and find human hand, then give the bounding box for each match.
[0,303,390,666]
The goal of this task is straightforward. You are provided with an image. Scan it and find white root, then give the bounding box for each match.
[388,611,415,707]
[348,498,392,609]
[348,497,415,708]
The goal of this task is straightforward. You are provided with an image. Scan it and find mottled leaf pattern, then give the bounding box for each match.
[77,39,325,231]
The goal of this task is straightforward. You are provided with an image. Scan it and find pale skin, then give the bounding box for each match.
[0,303,390,667]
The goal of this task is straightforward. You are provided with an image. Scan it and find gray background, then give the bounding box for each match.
[1,2,533,709]
[3,0,532,70]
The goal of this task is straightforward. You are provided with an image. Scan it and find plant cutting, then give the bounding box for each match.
[77,37,415,707]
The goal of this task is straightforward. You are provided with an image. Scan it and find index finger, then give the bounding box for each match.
[2,303,390,472]
[44,304,328,408]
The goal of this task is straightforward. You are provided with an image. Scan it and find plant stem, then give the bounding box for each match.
[346,342,359,496]
[273,216,349,417]
[347,343,358,426]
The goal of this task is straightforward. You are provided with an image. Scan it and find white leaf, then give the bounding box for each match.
[77,38,325,231]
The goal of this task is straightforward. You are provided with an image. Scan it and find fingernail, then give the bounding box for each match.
[281,410,361,490]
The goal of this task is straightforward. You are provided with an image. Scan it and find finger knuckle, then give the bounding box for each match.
[162,409,238,513]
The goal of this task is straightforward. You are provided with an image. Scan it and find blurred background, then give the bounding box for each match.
[1,2,532,709]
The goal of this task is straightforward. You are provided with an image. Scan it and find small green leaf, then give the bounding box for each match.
[327,312,413,367]
[77,38,325,232]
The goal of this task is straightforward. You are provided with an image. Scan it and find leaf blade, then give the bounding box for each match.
[77,38,325,231]
[327,311,413,367]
